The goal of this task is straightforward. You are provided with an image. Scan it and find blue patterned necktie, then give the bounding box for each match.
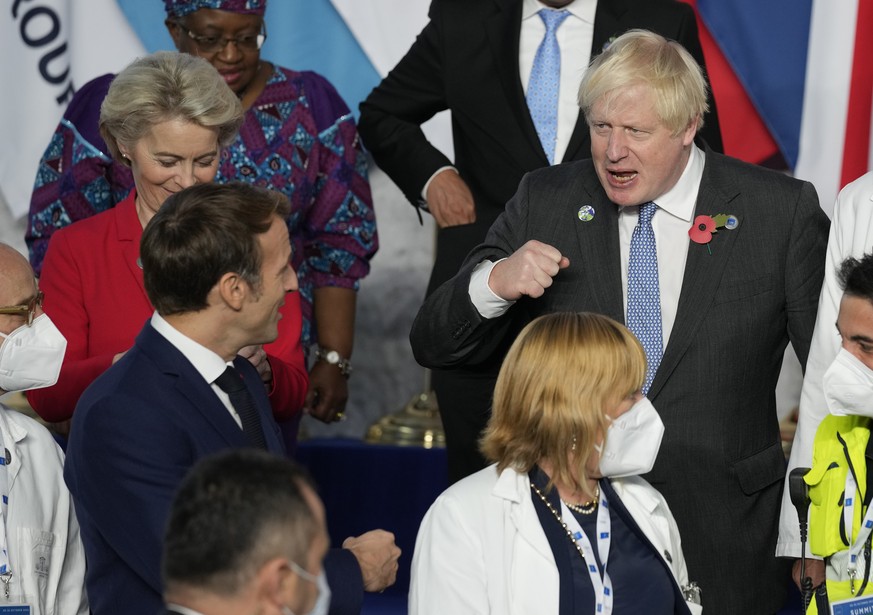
[527,9,570,165]
[627,202,663,395]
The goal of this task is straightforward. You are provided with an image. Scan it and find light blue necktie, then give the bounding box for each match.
[627,202,663,395]
[527,9,570,165]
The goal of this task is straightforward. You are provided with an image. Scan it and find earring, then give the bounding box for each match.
[571,436,577,452]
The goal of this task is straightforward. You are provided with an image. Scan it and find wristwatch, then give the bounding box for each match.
[313,346,353,378]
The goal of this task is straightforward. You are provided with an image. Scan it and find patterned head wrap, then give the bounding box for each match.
[164,0,266,18]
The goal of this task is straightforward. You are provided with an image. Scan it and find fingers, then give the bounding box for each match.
[489,240,568,300]
[426,170,476,228]
[343,530,402,592]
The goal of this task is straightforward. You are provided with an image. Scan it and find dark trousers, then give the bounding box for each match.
[431,368,494,484]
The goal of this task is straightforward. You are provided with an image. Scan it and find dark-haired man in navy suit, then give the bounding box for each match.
[64,183,398,615]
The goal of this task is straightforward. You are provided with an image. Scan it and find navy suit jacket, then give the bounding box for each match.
[65,322,363,615]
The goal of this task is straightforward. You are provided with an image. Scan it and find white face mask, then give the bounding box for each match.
[823,347,873,417]
[0,314,67,392]
[597,396,664,478]
[282,569,331,615]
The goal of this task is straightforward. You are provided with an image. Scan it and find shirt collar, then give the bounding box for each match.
[150,313,230,386]
[523,0,596,24]
[648,144,704,223]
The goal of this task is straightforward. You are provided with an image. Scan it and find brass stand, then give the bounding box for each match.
[365,370,445,448]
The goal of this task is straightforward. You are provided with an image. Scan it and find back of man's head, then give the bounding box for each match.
[0,244,33,306]
[162,449,320,599]
[578,29,709,136]
[141,182,291,316]
[839,253,873,302]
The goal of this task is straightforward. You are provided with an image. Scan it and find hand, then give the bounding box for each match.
[238,345,273,390]
[792,558,825,591]
[425,169,476,228]
[342,530,401,592]
[488,240,570,301]
[303,360,349,423]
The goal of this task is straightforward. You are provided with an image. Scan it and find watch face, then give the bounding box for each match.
[326,350,341,364]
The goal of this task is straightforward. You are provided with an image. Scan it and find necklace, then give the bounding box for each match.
[530,482,588,562]
[561,485,599,515]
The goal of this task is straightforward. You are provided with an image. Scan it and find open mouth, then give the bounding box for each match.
[609,170,638,184]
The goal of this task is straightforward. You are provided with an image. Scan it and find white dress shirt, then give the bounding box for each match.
[150,313,242,428]
[520,0,596,164]
[471,145,705,349]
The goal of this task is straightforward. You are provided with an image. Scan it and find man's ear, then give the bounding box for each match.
[256,558,300,610]
[216,272,248,311]
[682,115,701,147]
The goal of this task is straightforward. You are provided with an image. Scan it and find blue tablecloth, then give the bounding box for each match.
[296,438,448,604]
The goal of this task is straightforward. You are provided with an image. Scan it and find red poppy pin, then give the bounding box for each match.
[689,213,739,254]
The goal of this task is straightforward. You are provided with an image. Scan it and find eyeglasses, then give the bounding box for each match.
[178,22,267,53]
[0,291,44,327]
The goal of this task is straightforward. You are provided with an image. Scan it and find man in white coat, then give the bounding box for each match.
[0,243,88,614]
[780,172,873,589]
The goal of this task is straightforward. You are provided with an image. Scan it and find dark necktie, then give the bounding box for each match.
[214,366,267,449]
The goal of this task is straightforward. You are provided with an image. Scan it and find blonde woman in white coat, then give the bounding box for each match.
[409,312,701,615]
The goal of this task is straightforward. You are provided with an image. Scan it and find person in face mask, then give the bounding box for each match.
[162,449,329,615]
[0,243,87,614]
[409,311,700,615]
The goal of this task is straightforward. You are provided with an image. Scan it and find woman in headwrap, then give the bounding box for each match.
[27,0,377,430]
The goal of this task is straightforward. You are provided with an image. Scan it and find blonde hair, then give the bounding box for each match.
[578,29,708,136]
[480,312,646,493]
[99,51,243,164]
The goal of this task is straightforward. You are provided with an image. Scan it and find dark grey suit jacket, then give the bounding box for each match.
[410,149,829,614]
[359,0,722,292]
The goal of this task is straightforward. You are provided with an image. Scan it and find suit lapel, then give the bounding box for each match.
[487,0,550,165]
[137,324,251,447]
[572,169,625,322]
[116,193,151,308]
[648,152,743,399]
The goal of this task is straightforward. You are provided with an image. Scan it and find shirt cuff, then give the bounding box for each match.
[469,259,515,319]
[419,166,459,208]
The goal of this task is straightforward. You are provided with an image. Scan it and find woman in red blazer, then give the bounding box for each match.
[27,51,307,426]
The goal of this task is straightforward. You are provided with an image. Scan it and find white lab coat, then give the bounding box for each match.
[409,464,701,615]
[778,172,873,558]
[0,403,88,615]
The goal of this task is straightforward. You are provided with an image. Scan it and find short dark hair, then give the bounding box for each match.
[838,254,873,302]
[141,182,291,315]
[162,449,318,597]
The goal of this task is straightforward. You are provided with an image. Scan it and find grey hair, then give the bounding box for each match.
[99,50,243,164]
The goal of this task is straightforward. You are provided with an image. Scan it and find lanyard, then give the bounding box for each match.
[0,444,11,599]
[843,470,873,593]
[561,488,614,614]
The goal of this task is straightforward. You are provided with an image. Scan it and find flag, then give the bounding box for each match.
[0,0,145,219]
[330,0,453,160]
[795,0,872,215]
[694,0,872,214]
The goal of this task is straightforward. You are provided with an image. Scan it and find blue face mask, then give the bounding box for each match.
[282,563,331,615]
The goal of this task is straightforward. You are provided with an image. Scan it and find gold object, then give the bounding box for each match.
[562,485,600,515]
[365,388,445,449]
[530,482,589,563]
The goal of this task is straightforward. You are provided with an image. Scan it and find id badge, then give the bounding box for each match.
[831,593,873,615]
[0,606,30,615]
